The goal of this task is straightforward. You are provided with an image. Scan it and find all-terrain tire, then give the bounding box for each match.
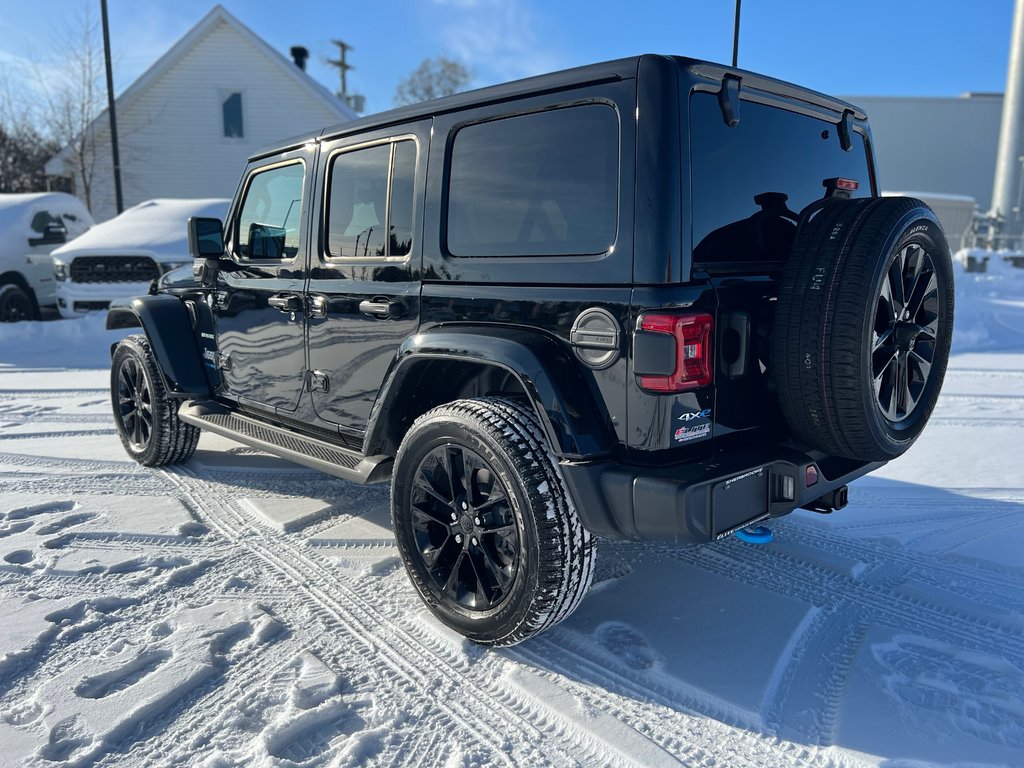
[0,283,37,322]
[773,197,954,461]
[111,334,200,466]
[391,397,596,646]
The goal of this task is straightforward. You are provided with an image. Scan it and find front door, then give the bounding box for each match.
[306,122,428,435]
[213,150,313,414]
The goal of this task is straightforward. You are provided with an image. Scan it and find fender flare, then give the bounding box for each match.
[108,296,209,398]
[365,326,613,460]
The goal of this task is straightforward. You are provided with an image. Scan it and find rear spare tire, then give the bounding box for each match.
[773,197,954,461]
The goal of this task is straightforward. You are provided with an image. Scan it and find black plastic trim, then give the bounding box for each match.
[179,400,392,484]
[365,326,613,460]
[114,296,209,398]
[560,446,882,542]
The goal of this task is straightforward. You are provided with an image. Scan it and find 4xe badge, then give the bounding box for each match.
[678,408,711,422]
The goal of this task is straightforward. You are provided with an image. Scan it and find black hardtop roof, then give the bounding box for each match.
[250,54,866,161]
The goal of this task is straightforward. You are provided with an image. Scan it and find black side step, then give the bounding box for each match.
[178,400,392,484]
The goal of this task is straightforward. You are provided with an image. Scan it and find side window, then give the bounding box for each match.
[236,162,305,260]
[446,104,619,257]
[389,142,415,257]
[30,211,57,233]
[326,139,416,259]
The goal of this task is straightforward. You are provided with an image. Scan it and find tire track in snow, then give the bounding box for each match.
[167,464,865,768]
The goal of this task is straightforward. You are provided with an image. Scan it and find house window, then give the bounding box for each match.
[223,92,244,138]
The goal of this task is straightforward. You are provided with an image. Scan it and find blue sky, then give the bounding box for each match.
[0,0,1015,114]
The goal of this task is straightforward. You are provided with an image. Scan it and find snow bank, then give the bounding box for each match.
[0,314,133,369]
[952,251,1024,353]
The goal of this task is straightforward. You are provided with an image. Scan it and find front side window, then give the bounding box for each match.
[326,139,416,259]
[446,104,619,257]
[236,162,305,260]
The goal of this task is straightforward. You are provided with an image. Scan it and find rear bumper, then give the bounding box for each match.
[560,444,883,543]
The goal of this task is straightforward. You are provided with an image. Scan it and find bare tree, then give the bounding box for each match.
[32,4,105,209]
[394,57,473,106]
[0,76,59,193]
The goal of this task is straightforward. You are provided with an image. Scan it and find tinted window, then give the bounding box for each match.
[327,144,390,258]
[447,104,618,257]
[326,140,416,259]
[690,93,871,266]
[389,141,416,257]
[236,163,304,260]
[30,210,58,233]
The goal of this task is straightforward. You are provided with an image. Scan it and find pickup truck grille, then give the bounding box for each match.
[69,256,160,283]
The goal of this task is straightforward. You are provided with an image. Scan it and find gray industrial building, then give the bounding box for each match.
[847,93,1002,212]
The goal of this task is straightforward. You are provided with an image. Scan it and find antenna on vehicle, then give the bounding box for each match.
[731,0,742,68]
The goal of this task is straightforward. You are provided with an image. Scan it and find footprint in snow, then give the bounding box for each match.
[594,622,662,672]
[873,634,1024,749]
[3,549,33,565]
[6,500,76,520]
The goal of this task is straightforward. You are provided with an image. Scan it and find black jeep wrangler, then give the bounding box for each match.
[108,55,953,646]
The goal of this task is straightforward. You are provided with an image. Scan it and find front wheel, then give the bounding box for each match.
[391,398,595,646]
[110,334,200,466]
[0,284,37,322]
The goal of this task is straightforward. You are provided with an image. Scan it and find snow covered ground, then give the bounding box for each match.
[1,263,1023,767]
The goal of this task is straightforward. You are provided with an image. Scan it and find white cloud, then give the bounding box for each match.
[431,0,563,85]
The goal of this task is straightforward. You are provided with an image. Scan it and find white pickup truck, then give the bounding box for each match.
[0,193,94,321]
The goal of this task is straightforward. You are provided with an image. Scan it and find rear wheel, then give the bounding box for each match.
[773,197,954,461]
[0,283,36,322]
[391,397,595,646]
[111,334,200,466]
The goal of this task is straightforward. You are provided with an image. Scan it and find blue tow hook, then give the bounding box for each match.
[734,525,774,544]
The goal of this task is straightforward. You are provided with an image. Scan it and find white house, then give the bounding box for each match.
[46,5,356,221]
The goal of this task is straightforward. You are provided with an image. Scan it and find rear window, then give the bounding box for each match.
[690,93,871,268]
[446,104,618,257]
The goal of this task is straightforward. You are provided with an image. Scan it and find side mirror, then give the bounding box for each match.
[188,216,225,259]
[188,216,225,287]
[28,222,68,247]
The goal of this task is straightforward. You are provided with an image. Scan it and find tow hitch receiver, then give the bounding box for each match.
[802,485,849,514]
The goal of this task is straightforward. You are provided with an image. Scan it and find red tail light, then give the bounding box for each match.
[638,312,713,392]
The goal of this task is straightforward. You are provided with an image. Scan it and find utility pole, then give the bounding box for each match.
[327,40,354,99]
[100,0,124,214]
[991,0,1024,247]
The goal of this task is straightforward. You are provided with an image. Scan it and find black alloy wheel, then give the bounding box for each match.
[0,284,35,323]
[110,334,200,466]
[391,398,596,646]
[410,444,520,611]
[872,242,939,423]
[773,196,954,461]
[115,354,154,451]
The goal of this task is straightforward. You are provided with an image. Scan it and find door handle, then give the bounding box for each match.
[268,293,302,312]
[359,299,399,318]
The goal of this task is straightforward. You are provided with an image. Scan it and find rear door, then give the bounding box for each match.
[213,148,313,414]
[305,121,429,436]
[687,91,874,439]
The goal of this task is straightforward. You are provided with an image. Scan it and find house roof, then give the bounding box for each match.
[46,4,355,174]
